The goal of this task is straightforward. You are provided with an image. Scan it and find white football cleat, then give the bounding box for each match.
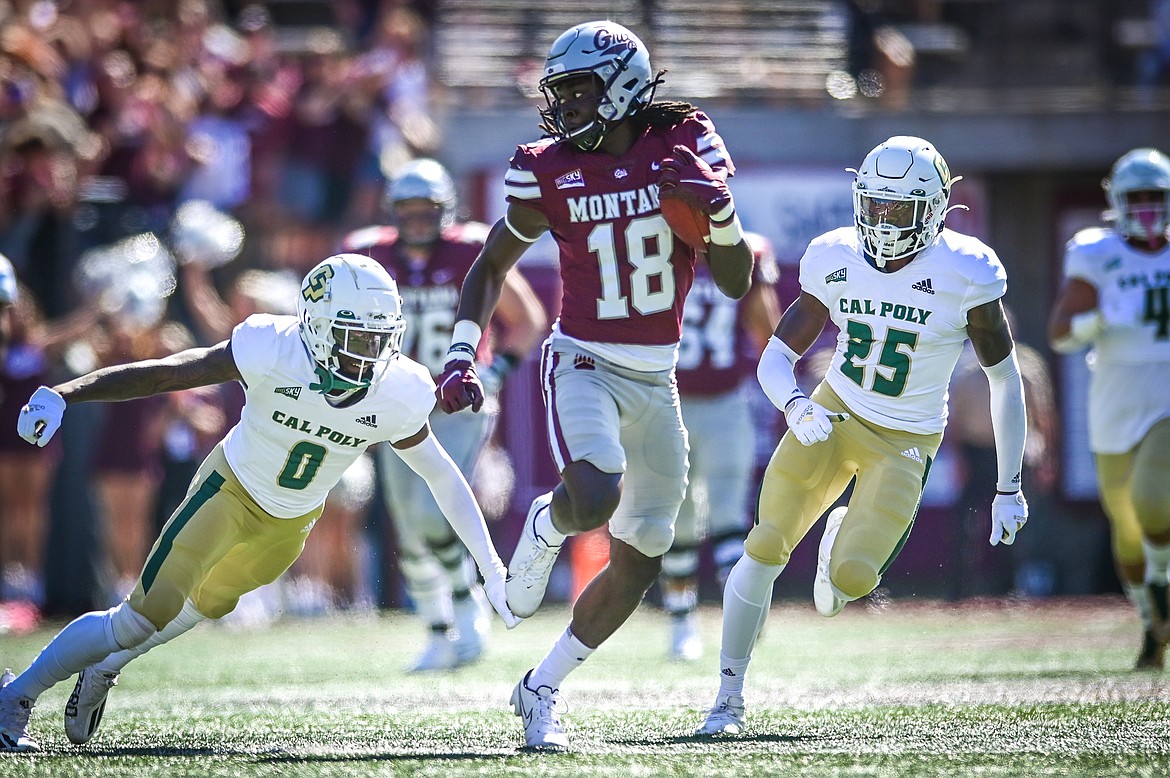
[669,612,703,661]
[510,670,568,750]
[695,693,745,736]
[409,630,457,673]
[65,667,120,745]
[0,669,38,752]
[814,507,848,618]
[506,492,561,618]
[452,585,490,666]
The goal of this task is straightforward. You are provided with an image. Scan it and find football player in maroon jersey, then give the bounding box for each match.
[342,159,546,672]
[434,21,754,749]
[661,232,781,661]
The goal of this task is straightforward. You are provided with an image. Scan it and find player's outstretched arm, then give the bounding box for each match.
[18,341,241,447]
[391,425,520,628]
[968,299,1029,545]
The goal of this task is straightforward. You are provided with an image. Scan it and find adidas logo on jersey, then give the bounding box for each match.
[825,268,847,284]
[900,447,924,463]
[911,278,935,294]
[275,386,301,400]
[356,414,377,428]
[573,354,596,371]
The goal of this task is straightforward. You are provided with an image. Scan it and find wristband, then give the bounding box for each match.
[448,320,483,358]
[709,210,745,246]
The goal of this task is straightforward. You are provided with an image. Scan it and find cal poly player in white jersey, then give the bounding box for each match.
[696,137,1029,736]
[0,254,518,753]
[1049,147,1170,670]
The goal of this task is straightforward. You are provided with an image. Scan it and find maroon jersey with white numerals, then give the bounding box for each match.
[504,111,733,345]
[676,255,779,396]
[340,221,492,377]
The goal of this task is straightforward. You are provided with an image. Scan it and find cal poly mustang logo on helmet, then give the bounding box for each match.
[302,264,334,302]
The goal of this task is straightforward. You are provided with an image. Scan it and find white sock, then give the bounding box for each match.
[717,652,752,697]
[1125,582,1155,629]
[8,609,129,700]
[1143,539,1170,583]
[529,627,594,690]
[721,556,784,660]
[98,600,209,673]
[535,502,567,545]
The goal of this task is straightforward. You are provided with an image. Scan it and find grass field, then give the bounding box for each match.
[2,596,1169,776]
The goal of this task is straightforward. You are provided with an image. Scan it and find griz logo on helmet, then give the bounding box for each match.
[587,27,638,57]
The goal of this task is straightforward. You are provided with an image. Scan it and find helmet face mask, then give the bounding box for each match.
[852,136,958,268]
[385,159,456,246]
[297,254,407,395]
[538,21,658,151]
[1103,148,1170,244]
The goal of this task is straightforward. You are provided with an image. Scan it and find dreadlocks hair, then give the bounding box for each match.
[630,100,699,130]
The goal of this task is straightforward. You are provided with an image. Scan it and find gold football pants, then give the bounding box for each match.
[129,443,322,628]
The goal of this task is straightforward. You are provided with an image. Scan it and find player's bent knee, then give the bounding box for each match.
[109,602,156,649]
[743,524,791,567]
[834,559,880,601]
[1133,482,1170,534]
[192,597,237,620]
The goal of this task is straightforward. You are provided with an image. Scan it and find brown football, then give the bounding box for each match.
[659,194,710,251]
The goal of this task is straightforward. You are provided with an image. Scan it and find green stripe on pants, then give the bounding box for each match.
[142,471,226,594]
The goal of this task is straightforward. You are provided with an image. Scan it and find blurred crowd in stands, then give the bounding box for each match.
[0,0,1163,639]
[0,0,443,628]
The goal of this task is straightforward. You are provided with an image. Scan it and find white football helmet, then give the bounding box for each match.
[297,254,407,395]
[539,20,659,151]
[1103,148,1170,243]
[385,158,457,243]
[851,136,960,267]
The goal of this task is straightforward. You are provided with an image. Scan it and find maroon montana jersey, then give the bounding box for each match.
[340,222,492,377]
[676,252,780,396]
[504,111,733,346]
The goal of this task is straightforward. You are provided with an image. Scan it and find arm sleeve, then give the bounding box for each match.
[757,336,804,412]
[982,349,1028,493]
[391,433,505,576]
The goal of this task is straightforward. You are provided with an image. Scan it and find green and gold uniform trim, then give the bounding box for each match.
[142,471,226,594]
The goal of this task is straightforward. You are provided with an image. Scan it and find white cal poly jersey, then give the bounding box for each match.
[223,314,436,518]
[800,227,1006,434]
[1064,227,1170,453]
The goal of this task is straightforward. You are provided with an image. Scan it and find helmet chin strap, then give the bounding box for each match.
[566,119,606,151]
[309,363,366,396]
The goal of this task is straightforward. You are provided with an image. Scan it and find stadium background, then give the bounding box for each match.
[5,0,1169,615]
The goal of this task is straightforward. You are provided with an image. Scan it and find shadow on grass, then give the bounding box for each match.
[614,733,825,746]
[915,668,1134,684]
[73,747,224,757]
[64,747,519,762]
[256,752,516,763]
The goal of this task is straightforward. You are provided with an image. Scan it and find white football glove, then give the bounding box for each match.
[989,491,1029,546]
[482,564,521,629]
[784,397,846,446]
[17,386,66,447]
